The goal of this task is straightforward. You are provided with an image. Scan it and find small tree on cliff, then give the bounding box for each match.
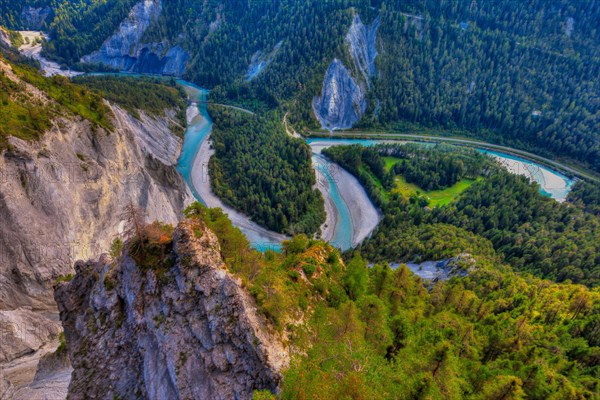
[121,201,147,257]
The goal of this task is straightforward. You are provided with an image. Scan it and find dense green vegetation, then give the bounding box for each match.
[73,75,187,135]
[322,144,600,287]
[569,181,600,216]
[209,107,325,235]
[44,0,138,65]
[151,0,360,120]
[371,0,600,173]
[0,0,51,30]
[4,1,599,173]
[323,144,496,208]
[137,0,600,172]
[0,47,111,150]
[173,203,600,399]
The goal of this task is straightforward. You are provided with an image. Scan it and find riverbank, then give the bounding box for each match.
[314,157,338,243]
[177,94,289,250]
[308,137,575,203]
[311,148,381,249]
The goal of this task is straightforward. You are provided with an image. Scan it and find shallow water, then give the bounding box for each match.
[313,154,354,250]
[174,81,211,201]
[480,150,575,202]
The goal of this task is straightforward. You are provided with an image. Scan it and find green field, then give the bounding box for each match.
[382,156,479,206]
[383,156,402,172]
[392,175,480,207]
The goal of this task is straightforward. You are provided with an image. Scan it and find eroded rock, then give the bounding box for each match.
[81,0,189,76]
[313,59,366,130]
[54,220,288,400]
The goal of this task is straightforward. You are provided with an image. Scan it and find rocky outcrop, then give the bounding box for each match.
[346,14,379,87]
[55,219,288,400]
[0,28,10,48]
[0,57,193,315]
[246,41,282,81]
[313,59,367,130]
[81,0,189,76]
[0,375,14,399]
[0,337,72,400]
[400,253,477,282]
[313,13,379,130]
[19,6,52,30]
[6,343,72,400]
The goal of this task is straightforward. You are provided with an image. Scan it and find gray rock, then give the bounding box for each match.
[0,61,193,314]
[346,14,379,87]
[55,219,288,400]
[312,59,366,130]
[246,41,282,81]
[6,344,72,400]
[19,7,52,30]
[0,309,62,364]
[313,13,379,130]
[0,28,10,48]
[81,0,189,76]
[33,344,70,383]
[0,374,14,399]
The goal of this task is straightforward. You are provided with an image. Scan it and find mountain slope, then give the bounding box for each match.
[54,207,600,399]
[31,0,599,173]
[0,50,192,320]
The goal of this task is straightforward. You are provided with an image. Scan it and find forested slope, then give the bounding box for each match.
[3,1,598,172]
[324,144,600,287]
[112,203,600,399]
[209,107,325,235]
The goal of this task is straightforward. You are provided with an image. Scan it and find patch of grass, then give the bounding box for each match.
[426,178,480,207]
[392,175,481,207]
[55,274,74,284]
[383,156,402,172]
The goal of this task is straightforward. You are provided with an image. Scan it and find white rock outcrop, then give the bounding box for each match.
[313,13,379,130]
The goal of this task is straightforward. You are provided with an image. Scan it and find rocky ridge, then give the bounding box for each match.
[55,218,288,400]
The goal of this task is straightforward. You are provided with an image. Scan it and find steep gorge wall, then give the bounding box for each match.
[0,57,193,343]
[81,0,189,76]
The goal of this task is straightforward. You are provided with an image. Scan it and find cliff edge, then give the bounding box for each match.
[54,219,288,400]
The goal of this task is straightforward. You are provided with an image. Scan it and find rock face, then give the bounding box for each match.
[81,0,189,76]
[313,13,379,130]
[0,308,62,364]
[346,14,379,87]
[7,343,72,400]
[19,6,52,30]
[0,28,10,47]
[246,41,282,81]
[398,254,477,282]
[55,219,288,400]
[0,57,193,315]
[313,59,367,130]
